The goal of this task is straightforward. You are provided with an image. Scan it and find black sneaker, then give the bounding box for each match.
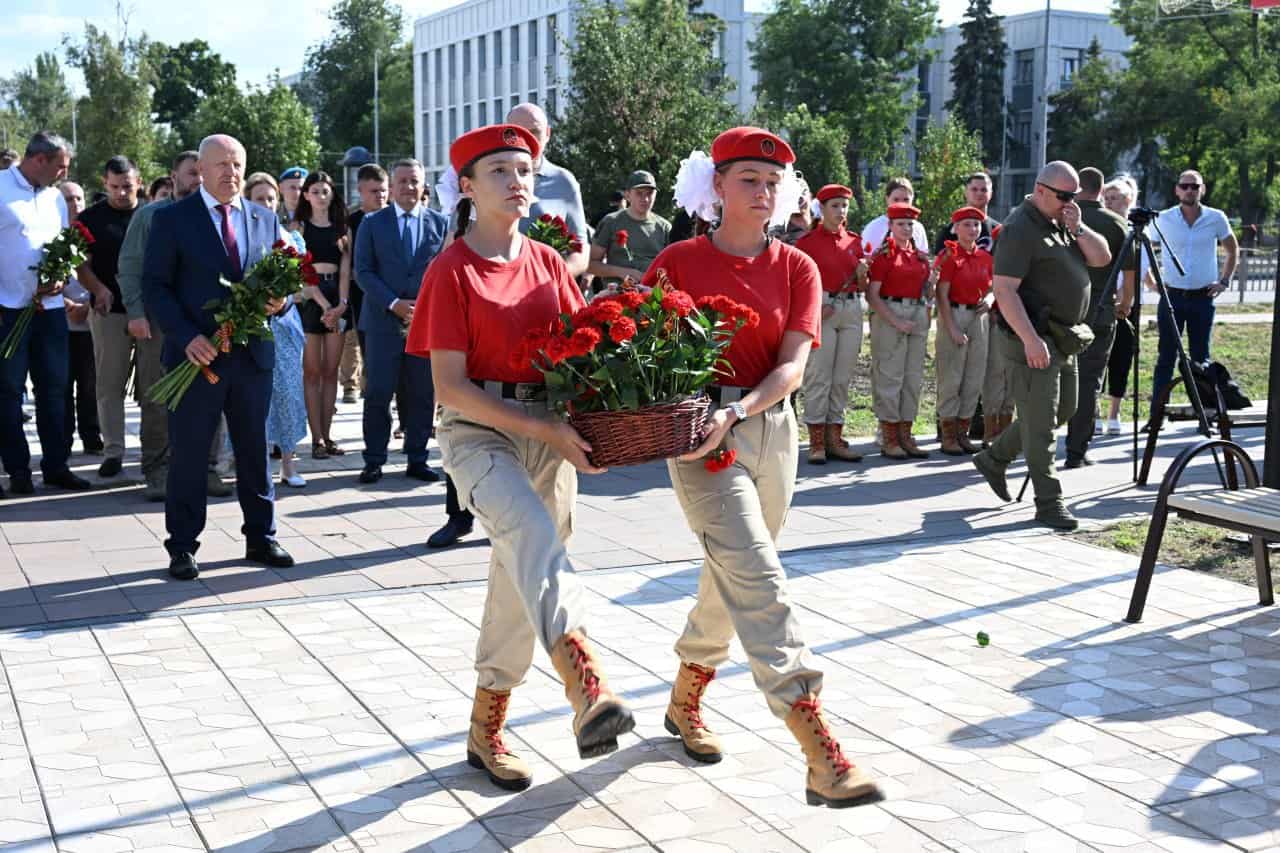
[9,474,34,495]
[45,469,91,491]
[358,465,383,484]
[98,457,123,477]
[1064,455,1095,470]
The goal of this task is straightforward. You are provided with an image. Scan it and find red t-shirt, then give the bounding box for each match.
[408,237,587,383]
[869,240,930,300]
[793,225,864,294]
[937,243,993,305]
[643,235,822,388]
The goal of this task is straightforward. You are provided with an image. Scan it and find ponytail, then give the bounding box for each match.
[454,197,472,242]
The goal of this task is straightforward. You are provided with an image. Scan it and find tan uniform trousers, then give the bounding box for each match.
[982,319,1016,417]
[338,329,363,393]
[667,403,823,719]
[870,300,930,423]
[88,311,136,461]
[437,402,587,693]
[801,293,863,425]
[935,305,990,419]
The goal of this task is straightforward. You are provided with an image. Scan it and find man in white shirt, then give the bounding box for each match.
[0,132,91,496]
[1151,169,1238,397]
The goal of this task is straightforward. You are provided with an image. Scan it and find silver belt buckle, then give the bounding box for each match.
[515,383,542,402]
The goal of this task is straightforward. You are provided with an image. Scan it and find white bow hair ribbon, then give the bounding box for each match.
[673,150,719,223]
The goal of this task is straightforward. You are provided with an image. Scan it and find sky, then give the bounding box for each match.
[1,0,1110,95]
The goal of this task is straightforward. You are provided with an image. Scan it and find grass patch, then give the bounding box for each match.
[1074,518,1267,588]
[1218,302,1274,315]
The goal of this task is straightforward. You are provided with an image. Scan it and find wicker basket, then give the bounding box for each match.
[569,396,711,468]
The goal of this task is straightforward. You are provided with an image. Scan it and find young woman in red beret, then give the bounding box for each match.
[867,203,937,460]
[935,206,995,455]
[794,183,868,464]
[647,127,882,808]
[405,125,635,792]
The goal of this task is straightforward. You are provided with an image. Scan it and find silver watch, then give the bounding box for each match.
[727,401,748,422]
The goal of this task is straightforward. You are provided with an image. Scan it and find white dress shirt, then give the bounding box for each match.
[390,202,422,311]
[0,164,70,310]
[1154,204,1232,290]
[860,215,930,255]
[200,186,249,269]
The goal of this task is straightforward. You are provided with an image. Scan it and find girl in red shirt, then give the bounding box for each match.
[935,206,995,455]
[794,184,867,464]
[647,127,881,808]
[405,125,634,792]
[866,204,937,460]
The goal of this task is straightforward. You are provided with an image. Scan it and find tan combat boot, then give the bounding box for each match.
[939,418,964,456]
[806,423,827,465]
[663,662,722,763]
[956,418,980,455]
[898,422,929,458]
[998,412,1014,436]
[786,695,883,808]
[466,687,532,791]
[825,424,862,462]
[879,420,907,460]
[982,413,1000,448]
[549,630,636,758]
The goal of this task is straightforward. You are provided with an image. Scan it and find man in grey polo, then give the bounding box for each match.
[507,102,590,279]
[590,170,672,285]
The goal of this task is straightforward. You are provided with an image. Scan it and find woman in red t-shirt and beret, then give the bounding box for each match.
[935,206,995,455]
[647,126,881,808]
[405,125,634,792]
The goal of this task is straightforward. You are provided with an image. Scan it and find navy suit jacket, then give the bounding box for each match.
[142,192,281,370]
[354,203,447,338]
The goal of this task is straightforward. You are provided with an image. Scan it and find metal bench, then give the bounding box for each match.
[1125,438,1275,623]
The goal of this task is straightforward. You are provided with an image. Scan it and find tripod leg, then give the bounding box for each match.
[1016,471,1031,502]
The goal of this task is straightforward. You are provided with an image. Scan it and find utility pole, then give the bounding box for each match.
[373,48,381,164]
[1038,0,1051,169]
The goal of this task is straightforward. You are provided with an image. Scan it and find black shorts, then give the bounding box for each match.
[300,275,345,334]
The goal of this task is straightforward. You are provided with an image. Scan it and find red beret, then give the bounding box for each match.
[711,126,795,168]
[886,203,921,221]
[816,184,853,203]
[951,206,985,224]
[449,124,541,174]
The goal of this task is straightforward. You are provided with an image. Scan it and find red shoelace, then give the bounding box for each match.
[484,692,511,756]
[682,664,715,730]
[566,635,602,705]
[793,697,852,775]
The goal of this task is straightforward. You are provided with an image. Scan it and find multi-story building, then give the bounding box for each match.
[917,9,1132,215]
[411,0,762,187]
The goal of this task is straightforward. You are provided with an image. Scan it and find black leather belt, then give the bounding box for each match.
[1169,286,1216,298]
[950,301,981,309]
[884,296,926,304]
[472,379,546,401]
[707,385,785,411]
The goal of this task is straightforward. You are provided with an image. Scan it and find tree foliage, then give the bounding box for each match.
[946,0,1007,168]
[149,39,237,147]
[188,78,322,180]
[551,0,741,218]
[914,116,984,239]
[751,0,937,194]
[1046,39,1120,176]
[2,52,74,138]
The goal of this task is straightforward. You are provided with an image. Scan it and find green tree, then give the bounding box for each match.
[149,40,237,146]
[945,0,1007,168]
[551,0,741,218]
[300,0,411,157]
[188,78,322,180]
[2,52,74,137]
[65,24,161,187]
[757,103,850,192]
[1046,38,1119,174]
[914,116,984,239]
[751,0,937,195]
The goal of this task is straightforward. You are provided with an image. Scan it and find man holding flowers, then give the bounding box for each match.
[589,170,671,287]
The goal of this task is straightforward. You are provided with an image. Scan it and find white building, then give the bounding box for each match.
[412,0,763,185]
[917,9,1132,215]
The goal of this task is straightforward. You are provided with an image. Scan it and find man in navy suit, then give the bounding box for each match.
[354,158,447,483]
[142,135,294,580]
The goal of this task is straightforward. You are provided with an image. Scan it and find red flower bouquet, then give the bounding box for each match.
[148,241,316,410]
[528,213,583,256]
[1,221,94,359]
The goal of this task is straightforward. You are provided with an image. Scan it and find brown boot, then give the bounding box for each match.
[806,423,826,465]
[786,695,883,808]
[982,414,1000,448]
[549,630,636,758]
[898,422,929,458]
[879,420,907,459]
[955,418,980,454]
[999,412,1014,436]
[824,424,862,462]
[466,687,532,791]
[939,418,964,456]
[663,662,722,764]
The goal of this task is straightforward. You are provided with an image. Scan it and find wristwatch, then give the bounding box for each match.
[727,401,748,422]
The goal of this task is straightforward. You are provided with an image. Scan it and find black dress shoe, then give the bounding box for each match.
[169,552,199,580]
[358,465,383,484]
[246,540,295,568]
[406,463,440,482]
[83,440,104,455]
[1064,455,1095,470]
[98,457,122,477]
[9,475,34,495]
[427,514,474,549]
[44,469,91,490]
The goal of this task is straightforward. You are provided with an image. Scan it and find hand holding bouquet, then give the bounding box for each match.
[528,214,583,256]
[1,221,94,359]
[149,241,317,410]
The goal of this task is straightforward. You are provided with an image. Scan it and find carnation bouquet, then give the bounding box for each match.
[1,221,94,359]
[512,270,759,467]
[149,241,317,411]
[527,213,583,256]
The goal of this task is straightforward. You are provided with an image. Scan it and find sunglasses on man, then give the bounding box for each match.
[1036,182,1077,203]
[1178,182,1201,191]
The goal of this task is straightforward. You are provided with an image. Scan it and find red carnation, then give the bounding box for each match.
[569,239,583,254]
[591,299,624,323]
[615,230,629,248]
[617,290,645,310]
[539,213,553,223]
[704,448,737,473]
[73,221,95,245]
[737,306,761,329]
[546,336,572,364]
[609,316,637,344]
[273,239,287,249]
[284,246,299,258]
[302,251,314,264]
[661,290,694,317]
[569,327,601,357]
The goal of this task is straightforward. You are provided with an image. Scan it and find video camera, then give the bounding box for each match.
[1128,207,1159,227]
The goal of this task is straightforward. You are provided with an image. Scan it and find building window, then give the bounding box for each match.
[1062,52,1082,84]
[479,101,488,125]
[511,95,519,113]
[494,29,503,67]
[528,91,538,105]
[917,61,929,94]
[434,49,443,104]
[462,38,471,101]
[1015,50,1034,85]
[1015,117,1031,147]
[435,109,444,165]
[547,15,557,55]
[447,44,456,105]
[494,98,503,121]
[547,87,557,118]
[510,25,520,91]
[448,107,457,142]
[463,104,471,133]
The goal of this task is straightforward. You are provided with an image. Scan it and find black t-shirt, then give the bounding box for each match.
[78,200,138,315]
[348,208,369,316]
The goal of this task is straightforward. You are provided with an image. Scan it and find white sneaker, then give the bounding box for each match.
[1106,418,1122,435]
[1094,419,1104,435]
[281,473,306,488]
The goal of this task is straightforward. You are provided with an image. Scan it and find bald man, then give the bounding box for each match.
[973,161,1111,531]
[142,134,294,580]
[506,103,590,278]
